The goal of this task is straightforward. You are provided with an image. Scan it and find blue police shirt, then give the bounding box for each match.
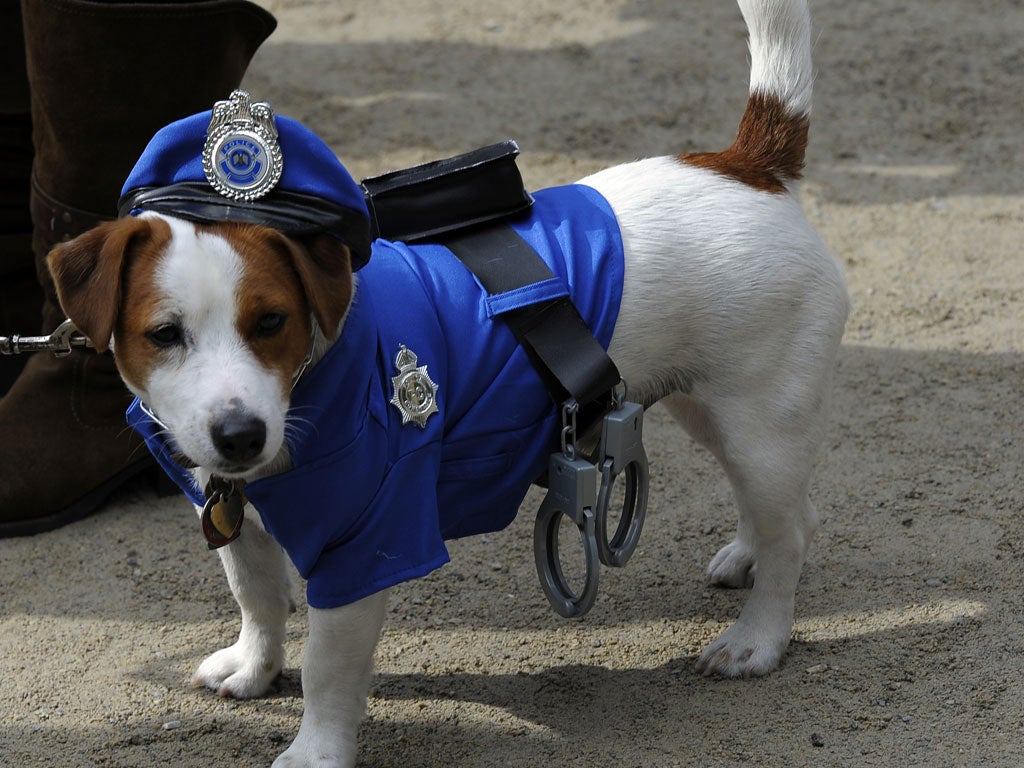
[127,183,624,609]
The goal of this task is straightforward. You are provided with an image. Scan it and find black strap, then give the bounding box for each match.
[442,225,621,410]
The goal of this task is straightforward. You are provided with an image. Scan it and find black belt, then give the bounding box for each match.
[441,224,621,432]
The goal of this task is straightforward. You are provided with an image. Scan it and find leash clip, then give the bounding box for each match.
[0,318,94,357]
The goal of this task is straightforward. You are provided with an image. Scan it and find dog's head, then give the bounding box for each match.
[47,91,371,478]
[49,214,353,476]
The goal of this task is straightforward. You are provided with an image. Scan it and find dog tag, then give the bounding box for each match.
[201,478,246,549]
[533,452,600,618]
[594,401,649,567]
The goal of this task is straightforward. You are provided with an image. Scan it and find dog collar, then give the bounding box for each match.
[291,320,318,389]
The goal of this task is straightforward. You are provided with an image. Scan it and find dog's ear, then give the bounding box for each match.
[47,217,168,353]
[272,231,354,341]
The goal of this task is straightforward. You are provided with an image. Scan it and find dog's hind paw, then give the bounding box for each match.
[192,641,282,699]
[707,539,756,589]
[694,621,786,678]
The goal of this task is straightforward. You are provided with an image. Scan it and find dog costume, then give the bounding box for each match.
[121,106,625,609]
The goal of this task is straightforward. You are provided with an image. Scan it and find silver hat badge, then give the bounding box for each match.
[203,89,283,201]
[389,345,439,428]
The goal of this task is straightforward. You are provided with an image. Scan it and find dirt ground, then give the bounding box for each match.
[3,0,1024,766]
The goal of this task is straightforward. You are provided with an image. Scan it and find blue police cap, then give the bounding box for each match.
[119,90,372,270]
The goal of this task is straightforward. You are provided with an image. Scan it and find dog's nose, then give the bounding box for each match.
[211,414,267,464]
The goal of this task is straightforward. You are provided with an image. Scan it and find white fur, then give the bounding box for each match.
[272,593,389,768]
[739,0,814,116]
[122,1,849,764]
[582,155,846,676]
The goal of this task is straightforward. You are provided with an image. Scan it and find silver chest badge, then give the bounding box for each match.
[390,345,439,428]
[203,89,283,201]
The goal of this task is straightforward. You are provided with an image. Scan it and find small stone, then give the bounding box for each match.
[810,733,825,747]
[162,720,182,731]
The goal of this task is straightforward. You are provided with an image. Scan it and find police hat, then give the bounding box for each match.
[119,90,372,270]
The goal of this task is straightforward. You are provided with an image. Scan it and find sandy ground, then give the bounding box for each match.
[3,0,1024,766]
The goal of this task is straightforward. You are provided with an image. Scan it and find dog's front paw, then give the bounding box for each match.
[707,539,756,588]
[192,641,282,699]
[272,734,355,768]
[694,620,787,678]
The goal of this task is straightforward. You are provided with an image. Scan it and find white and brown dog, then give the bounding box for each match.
[47,1,848,765]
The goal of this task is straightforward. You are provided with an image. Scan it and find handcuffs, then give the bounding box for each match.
[534,389,649,618]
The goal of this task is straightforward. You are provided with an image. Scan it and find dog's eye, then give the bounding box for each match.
[146,324,183,348]
[255,312,286,338]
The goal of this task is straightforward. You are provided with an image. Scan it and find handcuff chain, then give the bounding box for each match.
[560,399,579,459]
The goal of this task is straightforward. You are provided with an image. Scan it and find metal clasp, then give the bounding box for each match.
[559,398,579,459]
[0,319,94,357]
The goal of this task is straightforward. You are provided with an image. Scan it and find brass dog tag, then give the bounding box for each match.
[201,478,246,549]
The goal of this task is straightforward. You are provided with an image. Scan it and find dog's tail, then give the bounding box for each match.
[682,0,813,193]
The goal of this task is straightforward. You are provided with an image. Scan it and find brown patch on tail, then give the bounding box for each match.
[680,92,809,193]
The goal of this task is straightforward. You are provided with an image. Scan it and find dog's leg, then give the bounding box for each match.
[664,382,825,678]
[192,513,294,699]
[663,394,761,590]
[273,590,389,768]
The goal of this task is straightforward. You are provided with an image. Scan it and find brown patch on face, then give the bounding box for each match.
[215,223,320,394]
[281,232,355,341]
[110,218,175,390]
[48,216,172,354]
[680,92,809,193]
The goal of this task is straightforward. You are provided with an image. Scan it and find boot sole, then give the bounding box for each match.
[0,457,172,538]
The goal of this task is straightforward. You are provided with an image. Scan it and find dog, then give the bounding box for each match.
[47,0,848,765]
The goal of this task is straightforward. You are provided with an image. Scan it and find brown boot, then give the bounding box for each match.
[0,0,276,536]
[0,0,41,394]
